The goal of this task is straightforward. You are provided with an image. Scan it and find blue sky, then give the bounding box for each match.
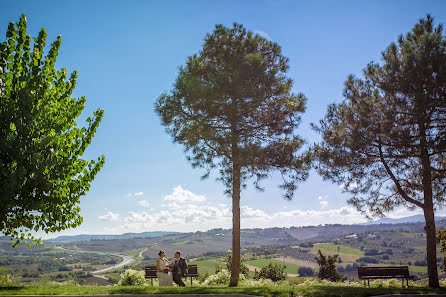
[3,0,446,238]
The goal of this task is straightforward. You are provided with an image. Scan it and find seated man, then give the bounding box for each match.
[171,251,187,287]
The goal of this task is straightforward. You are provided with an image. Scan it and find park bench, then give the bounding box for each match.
[357,266,414,287]
[145,264,198,286]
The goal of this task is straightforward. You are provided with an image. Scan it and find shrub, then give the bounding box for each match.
[254,263,286,282]
[226,252,249,275]
[299,241,314,248]
[118,269,145,286]
[202,269,231,285]
[358,257,379,264]
[0,268,15,287]
[315,250,345,282]
[298,267,314,277]
[364,249,380,256]
[414,260,427,266]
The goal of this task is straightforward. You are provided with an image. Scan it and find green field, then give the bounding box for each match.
[312,243,364,262]
[189,259,225,275]
[246,259,302,275]
[122,247,147,258]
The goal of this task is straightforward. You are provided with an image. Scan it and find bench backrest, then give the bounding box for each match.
[145,264,198,278]
[145,265,157,278]
[187,264,198,276]
[358,266,410,278]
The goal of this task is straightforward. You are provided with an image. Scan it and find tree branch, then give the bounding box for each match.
[377,138,424,208]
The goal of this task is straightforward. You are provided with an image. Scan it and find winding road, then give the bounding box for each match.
[55,246,134,275]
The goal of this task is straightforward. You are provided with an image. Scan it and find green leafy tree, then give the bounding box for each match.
[0,15,104,246]
[313,15,445,287]
[155,23,310,286]
[297,266,314,277]
[314,250,344,282]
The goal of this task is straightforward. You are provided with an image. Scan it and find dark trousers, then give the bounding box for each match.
[173,273,186,287]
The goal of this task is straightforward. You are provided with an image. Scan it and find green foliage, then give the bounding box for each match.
[4,281,446,297]
[226,252,249,275]
[118,269,146,286]
[155,22,310,200]
[298,267,314,277]
[0,268,15,287]
[254,263,286,282]
[155,22,310,286]
[313,14,446,287]
[314,250,344,282]
[0,15,104,246]
[437,230,446,272]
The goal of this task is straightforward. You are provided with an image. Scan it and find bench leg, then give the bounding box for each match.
[190,277,193,287]
[368,279,370,287]
[151,278,153,286]
[401,279,404,288]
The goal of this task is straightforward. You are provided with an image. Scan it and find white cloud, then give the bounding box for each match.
[320,201,329,209]
[241,206,268,218]
[98,212,120,222]
[168,202,181,209]
[127,192,144,198]
[107,201,368,233]
[138,200,150,207]
[254,30,271,40]
[164,186,206,202]
[318,195,328,200]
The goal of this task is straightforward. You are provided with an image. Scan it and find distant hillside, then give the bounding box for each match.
[44,231,181,243]
[363,214,446,225]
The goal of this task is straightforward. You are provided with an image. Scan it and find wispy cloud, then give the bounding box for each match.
[138,200,150,207]
[127,192,144,198]
[254,30,271,40]
[320,201,328,208]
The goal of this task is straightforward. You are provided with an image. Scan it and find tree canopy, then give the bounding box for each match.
[156,23,310,285]
[0,15,104,246]
[313,15,446,287]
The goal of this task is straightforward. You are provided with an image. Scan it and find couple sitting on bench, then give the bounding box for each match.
[157,250,188,287]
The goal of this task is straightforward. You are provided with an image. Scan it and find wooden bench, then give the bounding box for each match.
[145,264,198,286]
[357,266,414,287]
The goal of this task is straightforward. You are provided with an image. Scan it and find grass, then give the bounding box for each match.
[311,243,364,263]
[121,248,146,258]
[2,283,446,297]
[189,259,224,275]
[246,259,302,275]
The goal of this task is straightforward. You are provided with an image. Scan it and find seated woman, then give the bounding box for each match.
[156,250,173,286]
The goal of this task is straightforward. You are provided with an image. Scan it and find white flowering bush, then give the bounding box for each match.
[199,269,278,287]
[201,269,231,285]
[0,268,15,287]
[118,269,146,286]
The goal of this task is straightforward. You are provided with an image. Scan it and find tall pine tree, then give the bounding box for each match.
[314,15,446,287]
[156,23,311,286]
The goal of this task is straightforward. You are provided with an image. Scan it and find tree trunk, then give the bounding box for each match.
[424,205,439,287]
[229,139,241,287]
[419,119,439,288]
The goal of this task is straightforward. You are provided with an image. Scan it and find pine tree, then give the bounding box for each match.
[313,15,446,287]
[156,23,311,286]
